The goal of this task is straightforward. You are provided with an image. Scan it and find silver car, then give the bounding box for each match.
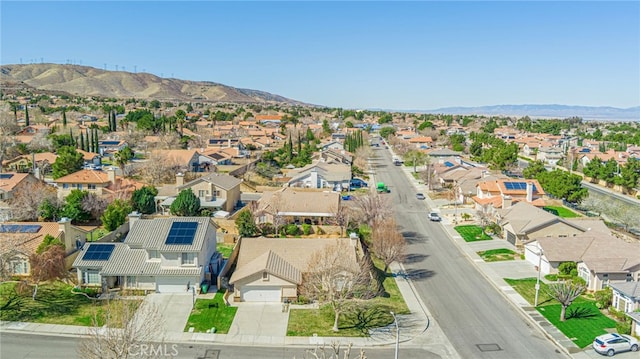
[592,333,638,356]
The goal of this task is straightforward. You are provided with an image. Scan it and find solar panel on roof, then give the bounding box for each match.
[0,224,42,233]
[505,182,536,192]
[82,244,115,261]
[165,222,198,245]
[444,161,454,167]
[0,173,14,179]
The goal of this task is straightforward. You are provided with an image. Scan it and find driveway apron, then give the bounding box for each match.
[228,303,288,337]
[144,293,194,334]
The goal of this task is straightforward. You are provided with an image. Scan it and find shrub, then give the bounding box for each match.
[558,261,577,276]
[461,213,472,221]
[569,269,578,277]
[301,223,312,235]
[284,224,299,236]
[544,274,558,281]
[615,321,631,335]
[259,223,275,236]
[571,276,586,286]
[594,289,612,309]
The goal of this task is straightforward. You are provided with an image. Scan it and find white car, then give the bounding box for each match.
[428,212,441,222]
[592,333,638,356]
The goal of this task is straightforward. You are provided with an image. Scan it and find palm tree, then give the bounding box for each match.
[113,147,134,177]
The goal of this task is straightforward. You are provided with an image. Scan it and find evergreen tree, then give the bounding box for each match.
[62,109,67,127]
[170,188,201,216]
[297,132,302,154]
[288,133,293,160]
[87,129,92,152]
[69,128,75,147]
[94,128,99,153]
[79,130,85,152]
[25,105,30,126]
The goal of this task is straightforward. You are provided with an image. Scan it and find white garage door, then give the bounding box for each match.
[156,277,192,293]
[241,286,281,302]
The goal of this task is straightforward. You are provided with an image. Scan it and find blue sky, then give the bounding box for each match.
[2,1,639,110]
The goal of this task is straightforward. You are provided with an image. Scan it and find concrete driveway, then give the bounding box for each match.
[228,303,288,337]
[144,293,194,334]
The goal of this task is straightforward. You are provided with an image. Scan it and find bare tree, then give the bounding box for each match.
[300,240,373,332]
[269,191,286,236]
[352,192,393,228]
[78,300,165,359]
[0,116,19,168]
[29,245,67,299]
[546,280,586,321]
[371,219,406,274]
[9,180,58,221]
[135,152,180,185]
[82,192,109,220]
[352,146,372,173]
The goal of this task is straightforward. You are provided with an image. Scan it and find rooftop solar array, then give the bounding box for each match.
[444,161,454,167]
[82,244,115,261]
[0,224,42,233]
[0,173,14,179]
[101,141,121,145]
[504,182,537,192]
[165,222,198,245]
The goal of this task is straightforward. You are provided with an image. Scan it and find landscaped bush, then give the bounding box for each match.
[615,320,631,335]
[301,224,312,235]
[259,223,275,235]
[558,261,577,276]
[594,289,612,309]
[284,224,300,236]
[545,274,558,281]
[316,226,326,235]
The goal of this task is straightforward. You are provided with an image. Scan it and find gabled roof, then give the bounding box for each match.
[500,202,586,235]
[609,281,640,299]
[124,217,217,252]
[178,172,242,191]
[0,222,63,255]
[287,160,351,184]
[0,173,35,193]
[151,149,198,165]
[229,237,356,285]
[230,250,302,285]
[53,169,111,184]
[257,188,340,216]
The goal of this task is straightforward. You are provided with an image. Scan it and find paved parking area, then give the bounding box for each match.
[227,303,288,337]
[144,293,194,334]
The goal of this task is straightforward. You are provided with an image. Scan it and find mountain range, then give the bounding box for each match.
[2,63,638,120]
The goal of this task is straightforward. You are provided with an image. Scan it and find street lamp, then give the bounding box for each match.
[534,242,544,307]
[390,311,399,359]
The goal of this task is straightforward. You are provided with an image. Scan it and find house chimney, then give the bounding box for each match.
[526,181,533,202]
[502,195,512,209]
[107,167,116,184]
[349,232,359,247]
[58,217,72,251]
[128,211,141,231]
[176,172,184,187]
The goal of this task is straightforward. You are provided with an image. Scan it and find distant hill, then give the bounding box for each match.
[0,63,307,105]
[425,104,640,121]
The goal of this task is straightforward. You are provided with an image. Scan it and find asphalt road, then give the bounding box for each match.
[0,332,438,359]
[370,145,567,359]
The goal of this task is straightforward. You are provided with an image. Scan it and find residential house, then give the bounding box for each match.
[158,172,242,215]
[1,218,89,276]
[2,152,58,176]
[77,149,102,167]
[286,160,352,191]
[609,282,640,336]
[408,136,433,149]
[227,236,361,302]
[255,188,340,226]
[17,124,50,136]
[54,168,144,201]
[321,141,344,152]
[151,149,208,172]
[499,202,595,247]
[73,216,221,293]
[536,146,564,167]
[98,140,128,157]
[473,179,546,217]
[524,233,640,291]
[0,173,41,221]
[318,149,353,166]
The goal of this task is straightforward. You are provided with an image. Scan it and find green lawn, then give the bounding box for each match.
[477,248,517,262]
[184,291,237,333]
[287,256,409,337]
[216,243,235,259]
[543,206,581,218]
[505,278,617,348]
[454,225,492,242]
[87,227,110,241]
[0,281,123,326]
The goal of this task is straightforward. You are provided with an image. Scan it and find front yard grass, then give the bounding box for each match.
[454,225,492,242]
[477,248,517,262]
[0,281,129,326]
[543,206,581,218]
[504,278,617,348]
[286,256,409,337]
[184,291,237,333]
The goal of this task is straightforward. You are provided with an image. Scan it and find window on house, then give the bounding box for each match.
[602,274,609,289]
[71,184,76,188]
[213,190,221,197]
[77,184,83,190]
[88,184,96,190]
[626,273,632,282]
[198,190,207,198]
[12,260,28,274]
[63,183,69,189]
[84,270,100,284]
[262,272,269,281]
[126,276,136,287]
[182,253,195,265]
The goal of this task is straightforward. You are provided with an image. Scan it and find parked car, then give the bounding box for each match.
[341,195,353,201]
[416,193,426,200]
[428,212,441,222]
[350,178,368,189]
[592,333,638,356]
